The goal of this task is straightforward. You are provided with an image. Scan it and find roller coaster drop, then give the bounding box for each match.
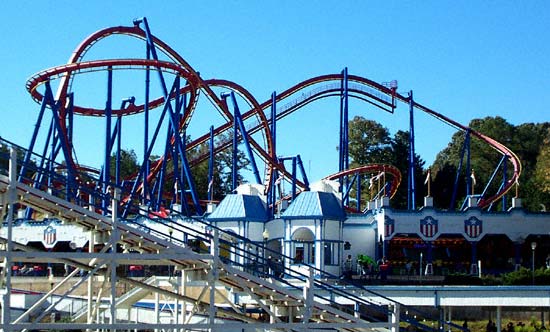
[21,17,521,219]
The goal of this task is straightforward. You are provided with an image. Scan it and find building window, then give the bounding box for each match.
[291,227,315,265]
[295,245,304,263]
[324,242,338,266]
[293,242,314,264]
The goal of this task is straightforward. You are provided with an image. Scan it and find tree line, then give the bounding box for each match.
[348,115,550,212]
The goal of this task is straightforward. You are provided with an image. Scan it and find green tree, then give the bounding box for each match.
[185,132,250,201]
[107,130,251,205]
[390,130,426,210]
[0,144,9,174]
[431,117,515,210]
[431,117,550,211]
[533,127,550,210]
[347,116,425,209]
[109,149,140,180]
[348,116,392,165]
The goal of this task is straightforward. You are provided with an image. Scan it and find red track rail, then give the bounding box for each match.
[323,164,402,199]
[25,20,521,210]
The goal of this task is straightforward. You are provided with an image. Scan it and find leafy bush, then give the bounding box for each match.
[501,267,550,285]
[441,268,550,286]
[445,273,483,285]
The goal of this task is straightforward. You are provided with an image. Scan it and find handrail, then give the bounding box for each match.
[1,136,459,329]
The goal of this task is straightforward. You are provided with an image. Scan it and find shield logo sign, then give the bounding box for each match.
[464,216,482,238]
[420,216,438,238]
[43,226,57,247]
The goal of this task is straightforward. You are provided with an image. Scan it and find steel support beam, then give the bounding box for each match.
[408,91,416,210]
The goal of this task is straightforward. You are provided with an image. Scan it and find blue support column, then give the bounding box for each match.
[341,175,357,203]
[48,118,56,189]
[123,78,195,217]
[270,91,277,217]
[111,113,122,218]
[143,43,151,204]
[135,19,203,214]
[164,80,202,215]
[481,155,507,210]
[225,92,262,188]
[502,156,508,211]
[115,116,122,188]
[155,76,182,210]
[179,93,187,208]
[172,79,182,207]
[339,68,349,198]
[178,134,191,215]
[270,168,279,218]
[103,67,113,214]
[46,86,75,197]
[155,123,174,210]
[66,93,75,201]
[67,93,74,154]
[232,97,238,191]
[208,125,214,201]
[466,133,472,196]
[408,91,416,210]
[291,157,297,200]
[19,88,48,182]
[31,120,54,193]
[296,155,309,190]
[234,93,261,185]
[25,81,75,192]
[450,129,471,210]
[271,92,277,160]
[170,135,179,208]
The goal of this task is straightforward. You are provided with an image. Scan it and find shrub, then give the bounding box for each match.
[501,267,550,285]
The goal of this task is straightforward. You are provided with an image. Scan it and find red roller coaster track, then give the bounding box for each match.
[24,19,521,211]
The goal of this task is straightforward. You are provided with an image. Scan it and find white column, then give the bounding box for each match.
[496,306,502,332]
[110,188,120,327]
[284,220,292,271]
[174,286,179,329]
[390,303,401,332]
[315,220,322,271]
[209,230,219,328]
[182,269,187,327]
[447,307,453,332]
[302,267,314,323]
[154,291,160,332]
[2,148,17,330]
[87,229,95,326]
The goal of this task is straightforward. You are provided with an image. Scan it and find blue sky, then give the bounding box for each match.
[0,1,549,183]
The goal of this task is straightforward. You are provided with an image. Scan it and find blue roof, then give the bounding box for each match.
[282,191,346,220]
[206,194,269,222]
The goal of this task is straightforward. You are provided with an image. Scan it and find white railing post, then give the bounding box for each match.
[110,188,120,327]
[390,303,401,332]
[2,147,17,331]
[209,229,219,328]
[302,266,314,324]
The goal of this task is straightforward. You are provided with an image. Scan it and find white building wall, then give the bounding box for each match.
[383,207,550,242]
[343,216,378,264]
